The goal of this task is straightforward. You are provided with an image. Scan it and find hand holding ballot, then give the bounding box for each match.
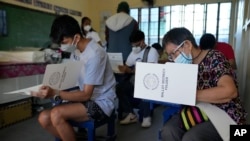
[30,85,57,99]
[107,53,124,73]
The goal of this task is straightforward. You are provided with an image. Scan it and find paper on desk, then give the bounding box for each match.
[134,62,198,106]
[107,53,123,73]
[4,61,83,95]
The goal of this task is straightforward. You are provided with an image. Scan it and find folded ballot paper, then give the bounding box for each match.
[107,53,124,73]
[4,61,83,95]
[134,62,198,106]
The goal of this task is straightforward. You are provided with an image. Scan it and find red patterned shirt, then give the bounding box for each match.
[197,49,246,124]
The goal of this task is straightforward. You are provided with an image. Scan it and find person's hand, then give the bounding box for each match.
[118,65,127,73]
[31,85,55,99]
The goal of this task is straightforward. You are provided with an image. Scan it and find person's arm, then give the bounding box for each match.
[31,84,94,102]
[147,47,159,63]
[91,32,103,47]
[228,59,237,70]
[58,84,94,101]
[118,64,134,73]
[196,75,237,103]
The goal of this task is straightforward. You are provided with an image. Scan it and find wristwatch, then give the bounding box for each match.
[53,90,61,101]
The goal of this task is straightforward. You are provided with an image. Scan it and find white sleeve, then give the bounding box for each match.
[91,32,101,42]
[147,47,159,63]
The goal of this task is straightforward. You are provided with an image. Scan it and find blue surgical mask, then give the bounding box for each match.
[174,52,192,64]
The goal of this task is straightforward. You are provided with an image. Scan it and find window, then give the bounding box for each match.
[131,2,232,45]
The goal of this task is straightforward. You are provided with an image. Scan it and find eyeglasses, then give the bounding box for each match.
[167,41,185,61]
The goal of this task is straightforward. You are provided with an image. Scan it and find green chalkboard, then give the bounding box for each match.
[0,3,56,50]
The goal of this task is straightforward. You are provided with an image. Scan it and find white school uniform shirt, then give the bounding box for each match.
[86,31,101,43]
[126,46,159,67]
[70,40,116,116]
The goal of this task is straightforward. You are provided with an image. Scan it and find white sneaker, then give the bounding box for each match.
[120,113,137,125]
[141,117,151,128]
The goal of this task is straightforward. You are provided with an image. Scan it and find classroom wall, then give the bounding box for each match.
[234,0,250,123]
[0,0,89,50]
[0,0,89,21]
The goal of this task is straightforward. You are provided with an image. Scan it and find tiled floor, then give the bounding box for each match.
[0,106,166,141]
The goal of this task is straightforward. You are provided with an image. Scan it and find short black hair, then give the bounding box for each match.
[152,43,162,51]
[162,27,198,48]
[50,15,82,44]
[117,1,130,14]
[81,16,95,36]
[129,30,145,43]
[199,33,216,50]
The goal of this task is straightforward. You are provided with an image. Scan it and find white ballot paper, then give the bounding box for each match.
[107,53,123,73]
[4,61,83,95]
[134,62,198,106]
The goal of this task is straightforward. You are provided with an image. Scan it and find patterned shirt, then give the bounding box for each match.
[197,49,247,124]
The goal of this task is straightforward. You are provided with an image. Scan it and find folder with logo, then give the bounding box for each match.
[134,62,198,106]
[4,61,83,95]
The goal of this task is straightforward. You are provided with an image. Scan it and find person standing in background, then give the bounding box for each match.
[105,1,138,61]
[199,33,237,70]
[81,17,103,47]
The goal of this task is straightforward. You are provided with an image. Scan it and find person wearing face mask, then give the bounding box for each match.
[81,16,103,47]
[160,27,246,141]
[31,15,117,141]
[116,29,159,128]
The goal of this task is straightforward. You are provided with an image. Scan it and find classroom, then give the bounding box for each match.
[0,0,250,141]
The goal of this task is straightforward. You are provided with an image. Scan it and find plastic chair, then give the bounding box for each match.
[55,111,117,141]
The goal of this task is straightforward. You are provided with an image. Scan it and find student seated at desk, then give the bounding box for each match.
[31,15,116,141]
[116,29,159,128]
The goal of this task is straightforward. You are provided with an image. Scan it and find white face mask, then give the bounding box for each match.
[132,46,141,54]
[60,37,77,52]
[84,25,91,32]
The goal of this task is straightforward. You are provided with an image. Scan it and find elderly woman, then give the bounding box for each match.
[160,27,246,141]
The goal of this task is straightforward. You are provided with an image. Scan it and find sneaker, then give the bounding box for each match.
[141,117,151,128]
[120,113,137,124]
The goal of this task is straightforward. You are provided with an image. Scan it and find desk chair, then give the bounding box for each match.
[52,87,117,141]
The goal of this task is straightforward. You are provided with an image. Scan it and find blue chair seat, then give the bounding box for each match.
[52,86,117,141]
[55,110,116,141]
